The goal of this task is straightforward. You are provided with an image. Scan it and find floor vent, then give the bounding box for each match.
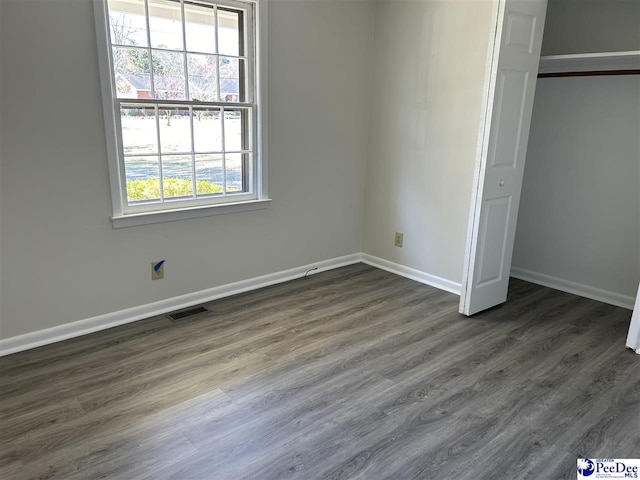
[168,306,209,321]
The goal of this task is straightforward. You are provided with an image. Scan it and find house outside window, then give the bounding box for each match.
[93,0,268,227]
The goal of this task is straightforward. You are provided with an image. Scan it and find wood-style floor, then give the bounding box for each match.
[1,264,638,479]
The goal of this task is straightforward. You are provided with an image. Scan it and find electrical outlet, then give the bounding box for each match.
[394,232,404,247]
[152,260,165,280]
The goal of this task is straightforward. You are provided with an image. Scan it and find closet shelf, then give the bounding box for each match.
[538,51,640,77]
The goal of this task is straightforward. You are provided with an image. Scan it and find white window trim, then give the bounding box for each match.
[93,0,269,228]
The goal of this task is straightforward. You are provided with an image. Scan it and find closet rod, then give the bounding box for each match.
[539,69,640,78]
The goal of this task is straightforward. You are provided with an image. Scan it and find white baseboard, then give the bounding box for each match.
[4,255,632,356]
[360,253,461,295]
[510,266,635,310]
[0,254,361,356]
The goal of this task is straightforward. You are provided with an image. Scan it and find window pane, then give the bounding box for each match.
[187,54,218,102]
[195,154,223,196]
[223,108,245,152]
[112,47,151,99]
[219,57,242,102]
[148,0,183,50]
[108,0,148,47]
[185,3,216,54]
[159,107,191,153]
[162,155,194,198]
[125,156,160,203]
[217,8,241,56]
[193,108,222,152]
[152,50,186,100]
[224,153,244,193]
[121,106,158,154]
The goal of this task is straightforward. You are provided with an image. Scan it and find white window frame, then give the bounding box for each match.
[93,0,269,228]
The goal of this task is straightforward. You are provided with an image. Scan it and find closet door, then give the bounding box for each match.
[460,0,547,315]
[626,284,640,353]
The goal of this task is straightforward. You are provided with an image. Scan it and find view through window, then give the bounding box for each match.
[103,0,257,210]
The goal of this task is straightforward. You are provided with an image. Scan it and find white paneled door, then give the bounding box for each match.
[460,0,547,315]
[626,284,640,354]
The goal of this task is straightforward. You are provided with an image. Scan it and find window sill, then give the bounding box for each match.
[112,198,272,228]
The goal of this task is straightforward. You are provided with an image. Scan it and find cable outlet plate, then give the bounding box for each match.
[395,232,404,247]
[152,261,165,280]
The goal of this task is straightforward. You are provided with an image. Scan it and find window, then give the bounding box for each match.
[94,0,268,227]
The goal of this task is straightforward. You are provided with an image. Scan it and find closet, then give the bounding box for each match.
[509,0,640,347]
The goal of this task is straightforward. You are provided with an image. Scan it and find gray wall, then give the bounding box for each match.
[362,0,493,285]
[542,0,640,55]
[513,75,640,300]
[0,0,4,339]
[0,0,499,342]
[0,0,375,339]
